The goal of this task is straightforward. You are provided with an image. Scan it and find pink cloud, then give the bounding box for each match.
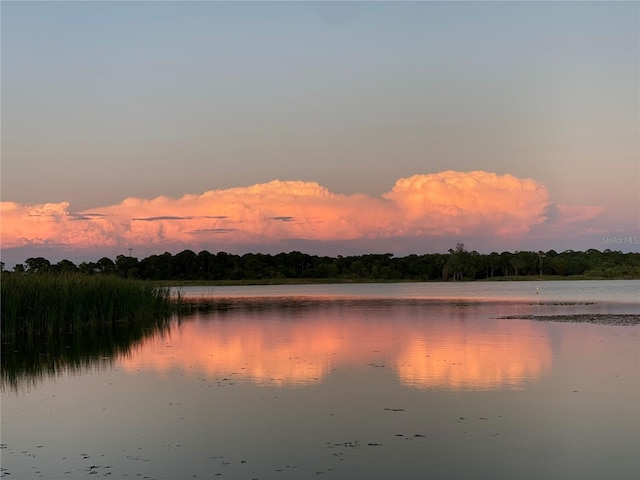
[383,171,549,236]
[1,170,600,256]
[553,204,606,226]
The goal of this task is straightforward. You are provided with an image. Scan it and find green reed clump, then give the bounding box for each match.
[1,272,174,338]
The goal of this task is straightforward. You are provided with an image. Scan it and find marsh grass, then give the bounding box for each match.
[1,272,175,339]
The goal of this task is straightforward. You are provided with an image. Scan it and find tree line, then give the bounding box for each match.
[4,244,639,281]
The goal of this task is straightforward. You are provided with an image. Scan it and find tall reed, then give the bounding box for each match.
[1,272,174,338]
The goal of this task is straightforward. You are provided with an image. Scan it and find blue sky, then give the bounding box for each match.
[1,1,638,264]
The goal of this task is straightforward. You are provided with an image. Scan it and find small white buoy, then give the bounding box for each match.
[536,286,540,295]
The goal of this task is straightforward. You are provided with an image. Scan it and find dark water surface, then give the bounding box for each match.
[2,281,638,479]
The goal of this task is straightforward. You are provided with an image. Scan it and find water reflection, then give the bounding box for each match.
[3,284,637,480]
[1,320,170,392]
[2,298,556,392]
[121,299,552,391]
[396,319,551,390]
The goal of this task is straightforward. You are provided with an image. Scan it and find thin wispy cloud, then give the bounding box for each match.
[132,216,195,222]
[188,228,238,235]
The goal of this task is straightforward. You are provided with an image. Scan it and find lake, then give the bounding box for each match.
[2,280,639,479]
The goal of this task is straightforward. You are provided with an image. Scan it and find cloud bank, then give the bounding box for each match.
[1,170,607,258]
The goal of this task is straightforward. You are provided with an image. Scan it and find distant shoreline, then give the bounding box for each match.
[154,275,640,287]
[499,314,640,326]
[8,248,640,282]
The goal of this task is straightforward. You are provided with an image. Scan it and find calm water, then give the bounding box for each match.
[2,280,639,479]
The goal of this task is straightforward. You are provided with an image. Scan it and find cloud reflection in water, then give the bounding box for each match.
[120,298,552,391]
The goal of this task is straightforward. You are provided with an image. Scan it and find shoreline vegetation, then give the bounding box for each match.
[151,273,636,287]
[4,245,640,282]
[1,273,175,340]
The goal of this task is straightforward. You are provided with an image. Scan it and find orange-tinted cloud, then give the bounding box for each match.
[0,171,553,253]
[383,171,549,236]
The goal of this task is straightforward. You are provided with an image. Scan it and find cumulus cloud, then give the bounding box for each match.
[383,171,549,236]
[1,170,601,256]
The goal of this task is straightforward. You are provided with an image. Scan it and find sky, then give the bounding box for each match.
[1,1,639,267]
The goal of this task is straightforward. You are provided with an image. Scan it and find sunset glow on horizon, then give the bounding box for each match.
[1,1,637,264]
[0,170,613,263]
